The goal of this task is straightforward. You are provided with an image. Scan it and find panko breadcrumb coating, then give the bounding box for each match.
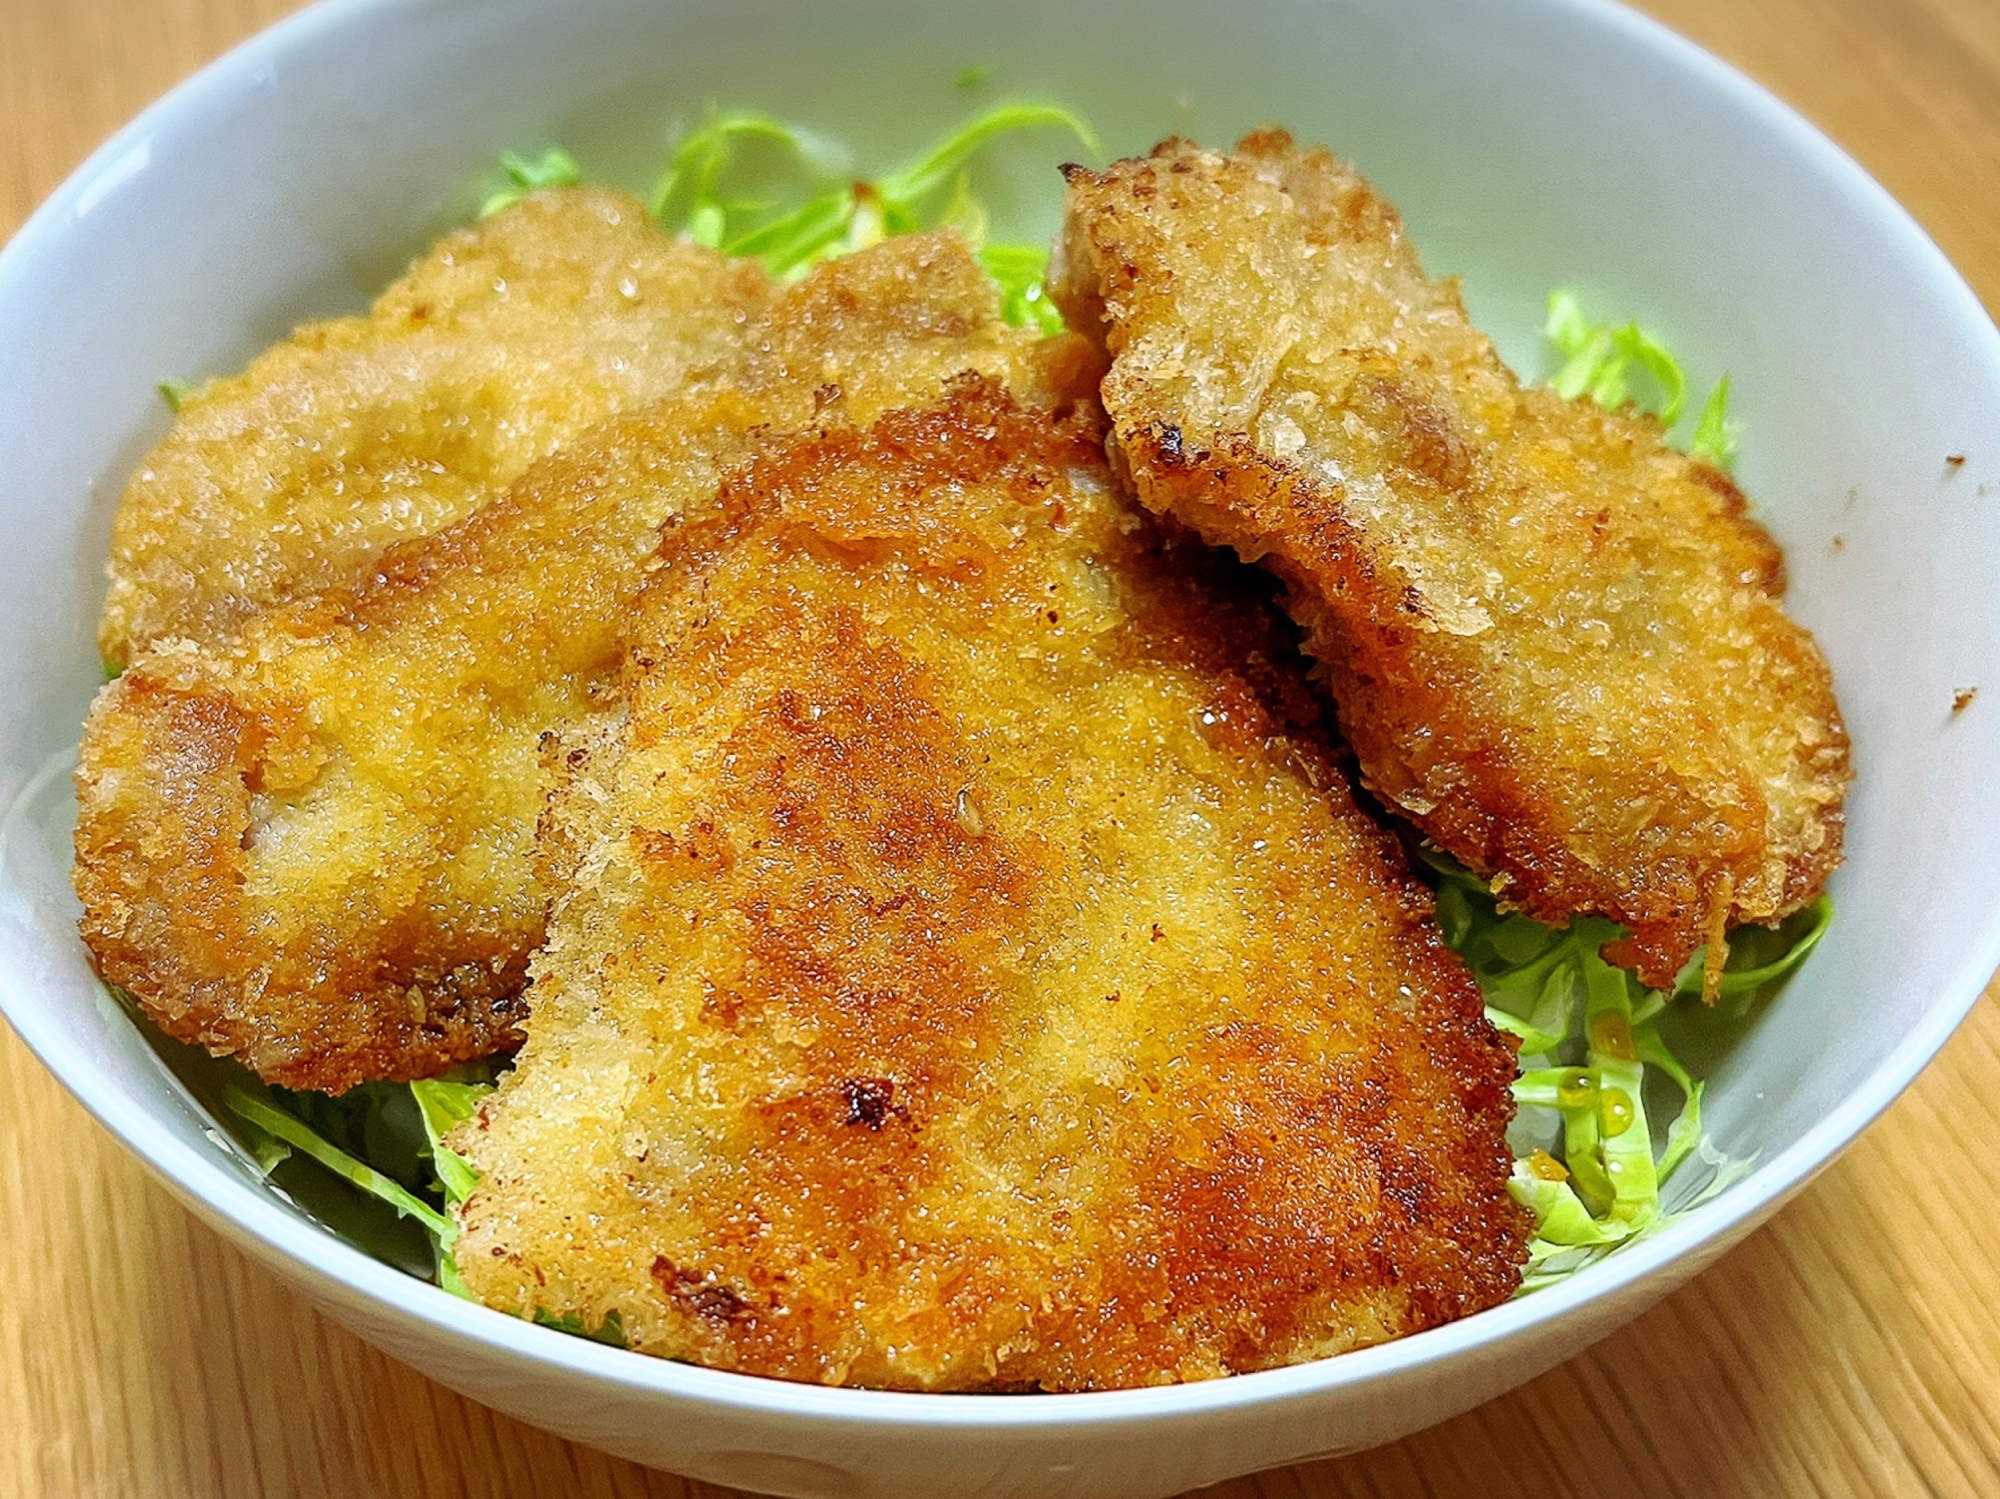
[74,233,1097,1091]
[1052,132,1850,985]
[98,187,772,668]
[450,379,1530,1391]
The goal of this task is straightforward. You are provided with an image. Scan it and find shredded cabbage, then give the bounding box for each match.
[408,1077,495,1293]
[1691,374,1743,469]
[646,102,1094,309]
[220,1071,497,1293]
[646,111,851,246]
[1422,844,1826,1292]
[1544,289,1739,470]
[95,993,513,1288]
[476,103,1091,318]
[223,1084,452,1239]
[478,145,583,218]
[978,243,1065,335]
[409,1079,488,1205]
[217,1068,628,1324]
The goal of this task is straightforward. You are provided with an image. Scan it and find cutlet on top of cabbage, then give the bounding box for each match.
[100,99,1825,1332]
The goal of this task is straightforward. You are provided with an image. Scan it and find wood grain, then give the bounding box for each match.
[6,0,2000,1493]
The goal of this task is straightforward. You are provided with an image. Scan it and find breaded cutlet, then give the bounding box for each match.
[1052,132,1849,985]
[99,187,772,668]
[74,233,1100,1092]
[449,378,1529,1390]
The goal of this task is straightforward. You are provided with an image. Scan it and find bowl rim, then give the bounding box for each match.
[5,0,1999,1434]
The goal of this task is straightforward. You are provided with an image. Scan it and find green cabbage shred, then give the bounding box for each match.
[487,102,1093,323]
[1423,845,1826,1292]
[216,1071,631,1325]
[978,243,1065,335]
[1690,373,1743,469]
[478,145,583,218]
[216,1069,498,1295]
[223,1084,452,1239]
[1544,289,1740,470]
[657,101,1093,297]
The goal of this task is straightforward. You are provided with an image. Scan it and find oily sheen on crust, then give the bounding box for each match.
[1052,131,1850,985]
[450,381,1530,1390]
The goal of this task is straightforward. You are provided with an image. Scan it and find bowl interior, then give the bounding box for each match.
[3,0,2000,1467]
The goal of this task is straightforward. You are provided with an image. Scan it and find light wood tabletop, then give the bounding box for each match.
[7,0,2000,1494]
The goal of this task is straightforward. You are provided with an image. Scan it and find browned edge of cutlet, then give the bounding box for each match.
[1054,131,1849,985]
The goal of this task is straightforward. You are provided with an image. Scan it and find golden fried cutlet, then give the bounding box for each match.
[1052,132,1850,984]
[74,233,1099,1092]
[98,187,773,668]
[449,378,1529,1390]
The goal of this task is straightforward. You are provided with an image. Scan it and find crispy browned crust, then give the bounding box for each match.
[1053,132,1851,983]
[74,390,761,1088]
[99,188,774,668]
[74,234,1101,1091]
[450,378,1530,1390]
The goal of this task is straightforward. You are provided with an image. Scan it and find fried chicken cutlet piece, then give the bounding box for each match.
[75,233,1098,1092]
[450,379,1529,1390]
[1052,132,1850,984]
[99,187,772,668]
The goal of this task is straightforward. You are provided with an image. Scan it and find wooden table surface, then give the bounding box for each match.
[7,0,2000,1494]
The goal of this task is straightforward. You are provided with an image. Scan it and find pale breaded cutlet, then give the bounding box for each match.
[449,378,1529,1391]
[98,187,773,669]
[1053,132,1850,986]
[74,233,1101,1092]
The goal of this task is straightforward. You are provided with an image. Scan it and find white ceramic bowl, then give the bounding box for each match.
[4,0,1998,1494]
